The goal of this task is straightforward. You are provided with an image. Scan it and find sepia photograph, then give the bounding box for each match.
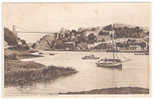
[2,2,151,97]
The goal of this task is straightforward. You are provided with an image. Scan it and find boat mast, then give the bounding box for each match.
[111,24,115,60]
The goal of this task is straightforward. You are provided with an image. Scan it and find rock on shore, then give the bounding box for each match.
[32,34,56,50]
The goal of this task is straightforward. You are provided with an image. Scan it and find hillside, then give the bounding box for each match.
[32,23,149,51]
[4,27,29,50]
[103,23,149,38]
[4,27,18,46]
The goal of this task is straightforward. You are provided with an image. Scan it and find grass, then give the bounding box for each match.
[4,48,78,87]
[4,60,77,87]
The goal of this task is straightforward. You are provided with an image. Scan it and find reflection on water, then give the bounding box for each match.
[98,65,122,71]
[4,51,149,96]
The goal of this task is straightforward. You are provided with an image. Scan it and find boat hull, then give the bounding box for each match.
[96,62,122,69]
[82,57,100,60]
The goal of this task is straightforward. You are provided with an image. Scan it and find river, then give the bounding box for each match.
[4,51,149,96]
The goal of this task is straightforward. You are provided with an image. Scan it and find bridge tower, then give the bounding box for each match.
[12,25,17,36]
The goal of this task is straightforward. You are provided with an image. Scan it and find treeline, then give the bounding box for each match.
[102,24,149,38]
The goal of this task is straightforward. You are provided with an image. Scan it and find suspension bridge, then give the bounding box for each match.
[12,25,54,35]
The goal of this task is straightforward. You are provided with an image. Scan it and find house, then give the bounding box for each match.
[77,42,88,50]
[64,41,76,50]
[97,35,104,42]
[129,45,141,51]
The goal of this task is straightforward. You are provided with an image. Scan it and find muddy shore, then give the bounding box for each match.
[59,87,149,94]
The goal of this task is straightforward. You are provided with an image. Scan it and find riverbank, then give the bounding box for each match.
[59,87,149,94]
[4,49,43,60]
[5,60,77,87]
[4,48,78,87]
[43,49,149,54]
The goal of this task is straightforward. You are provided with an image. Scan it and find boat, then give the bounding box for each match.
[96,28,122,68]
[38,52,43,55]
[82,54,100,60]
[96,58,122,68]
[49,53,55,56]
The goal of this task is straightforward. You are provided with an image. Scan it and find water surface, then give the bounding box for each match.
[4,51,149,96]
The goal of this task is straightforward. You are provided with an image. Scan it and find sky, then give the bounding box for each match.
[3,3,151,32]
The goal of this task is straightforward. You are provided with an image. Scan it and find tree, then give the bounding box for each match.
[103,24,112,31]
[88,33,97,44]
[140,42,146,50]
[99,31,109,36]
[4,27,18,46]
